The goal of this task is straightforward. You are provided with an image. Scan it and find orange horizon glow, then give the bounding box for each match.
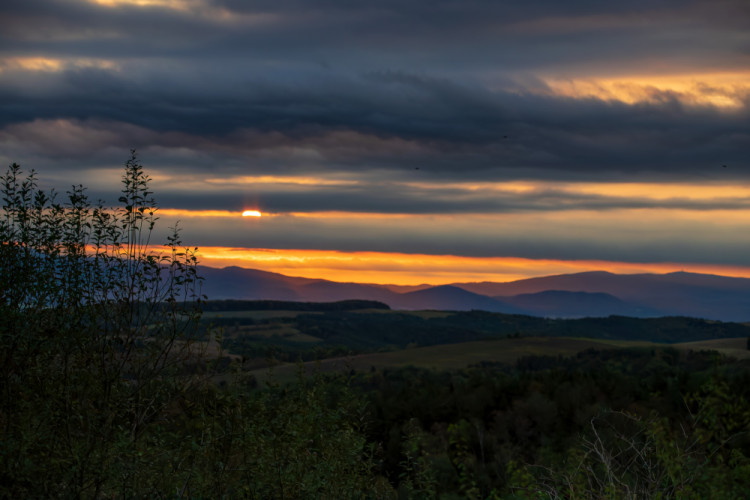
[192,247,750,286]
[157,208,264,218]
[159,208,242,218]
[151,177,750,223]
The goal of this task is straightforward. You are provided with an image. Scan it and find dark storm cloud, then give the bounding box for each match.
[1,0,748,182]
[132,183,750,215]
[2,71,747,182]
[3,0,748,66]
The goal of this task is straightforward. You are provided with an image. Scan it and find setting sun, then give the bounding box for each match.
[242,210,262,217]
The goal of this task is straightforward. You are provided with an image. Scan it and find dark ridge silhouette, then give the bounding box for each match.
[397,285,528,313]
[201,299,389,312]
[199,266,750,322]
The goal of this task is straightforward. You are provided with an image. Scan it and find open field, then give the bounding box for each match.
[247,336,659,382]
[229,323,317,340]
[246,335,750,383]
[675,337,750,359]
[202,310,322,320]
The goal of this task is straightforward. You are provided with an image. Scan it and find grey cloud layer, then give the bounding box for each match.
[3,0,750,268]
[1,74,747,184]
[4,0,748,67]
[2,0,748,185]
[155,211,750,267]
[145,184,750,214]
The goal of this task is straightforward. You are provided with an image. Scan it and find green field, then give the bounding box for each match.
[674,337,750,359]
[247,335,750,383]
[247,336,652,381]
[202,310,322,320]
[238,324,320,343]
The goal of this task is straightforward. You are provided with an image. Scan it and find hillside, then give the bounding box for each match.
[499,290,660,318]
[458,271,750,321]
[200,266,750,321]
[204,300,750,368]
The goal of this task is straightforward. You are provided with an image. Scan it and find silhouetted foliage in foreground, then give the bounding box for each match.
[0,156,381,498]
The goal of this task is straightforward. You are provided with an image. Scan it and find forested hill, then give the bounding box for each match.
[203,301,750,361]
[200,299,390,312]
[199,266,750,322]
[306,310,750,346]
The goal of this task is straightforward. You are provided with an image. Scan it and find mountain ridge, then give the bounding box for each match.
[198,266,750,322]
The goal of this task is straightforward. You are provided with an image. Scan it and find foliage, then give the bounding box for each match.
[0,153,208,497]
[0,155,383,498]
[350,349,750,498]
[526,377,750,499]
[171,370,387,498]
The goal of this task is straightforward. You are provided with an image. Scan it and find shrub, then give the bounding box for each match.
[0,152,207,497]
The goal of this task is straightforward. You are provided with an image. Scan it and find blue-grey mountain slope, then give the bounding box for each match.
[396,285,528,313]
[200,266,750,321]
[455,271,750,321]
[500,290,661,318]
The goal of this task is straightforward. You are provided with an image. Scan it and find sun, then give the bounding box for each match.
[242,210,262,217]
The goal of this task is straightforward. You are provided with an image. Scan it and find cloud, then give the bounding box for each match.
[143,182,750,215]
[2,0,749,279]
[151,208,750,268]
[1,73,747,181]
[4,1,748,68]
[1,0,748,186]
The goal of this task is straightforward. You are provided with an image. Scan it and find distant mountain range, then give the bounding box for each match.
[198,267,750,322]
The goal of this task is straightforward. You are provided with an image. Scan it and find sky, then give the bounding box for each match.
[1,0,749,285]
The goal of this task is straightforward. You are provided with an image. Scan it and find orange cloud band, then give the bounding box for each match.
[192,247,750,285]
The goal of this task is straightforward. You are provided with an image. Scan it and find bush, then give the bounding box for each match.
[0,153,386,498]
[0,152,210,497]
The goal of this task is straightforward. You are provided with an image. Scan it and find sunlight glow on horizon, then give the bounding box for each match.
[193,247,750,286]
[242,210,262,217]
[159,209,243,218]
[154,177,750,221]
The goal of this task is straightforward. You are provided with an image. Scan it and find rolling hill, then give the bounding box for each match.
[396,285,526,313]
[199,266,750,322]
[456,271,750,321]
[499,290,661,318]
